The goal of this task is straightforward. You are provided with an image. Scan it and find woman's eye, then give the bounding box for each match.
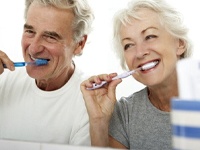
[124,44,134,51]
[145,35,157,40]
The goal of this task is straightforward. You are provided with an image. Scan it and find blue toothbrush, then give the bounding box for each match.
[3,59,48,68]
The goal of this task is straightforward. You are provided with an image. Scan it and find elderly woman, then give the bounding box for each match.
[81,0,192,149]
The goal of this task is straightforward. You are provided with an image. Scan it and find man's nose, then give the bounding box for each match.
[28,36,45,54]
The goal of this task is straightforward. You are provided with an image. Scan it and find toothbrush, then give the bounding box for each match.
[87,61,158,90]
[3,59,49,68]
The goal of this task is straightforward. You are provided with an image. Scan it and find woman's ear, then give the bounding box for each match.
[73,35,88,56]
[176,39,186,56]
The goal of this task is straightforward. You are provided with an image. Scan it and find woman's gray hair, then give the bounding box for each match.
[112,0,192,70]
[25,0,94,44]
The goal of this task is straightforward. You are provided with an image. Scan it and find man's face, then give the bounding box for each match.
[21,1,81,82]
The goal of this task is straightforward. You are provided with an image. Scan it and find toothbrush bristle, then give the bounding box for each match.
[35,59,48,66]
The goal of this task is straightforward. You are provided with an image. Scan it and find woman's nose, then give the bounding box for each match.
[135,44,150,59]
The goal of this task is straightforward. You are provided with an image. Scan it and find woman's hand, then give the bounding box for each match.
[80,73,122,146]
[81,73,122,121]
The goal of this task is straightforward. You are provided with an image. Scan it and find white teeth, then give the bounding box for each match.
[31,56,36,61]
[141,61,158,71]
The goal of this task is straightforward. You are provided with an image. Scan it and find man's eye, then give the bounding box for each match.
[25,30,34,34]
[44,35,58,43]
[145,35,157,40]
[24,30,35,37]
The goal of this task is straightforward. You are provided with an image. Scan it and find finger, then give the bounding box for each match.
[107,78,122,101]
[89,74,113,83]
[0,51,15,71]
[80,80,102,116]
[84,74,115,89]
[0,63,4,74]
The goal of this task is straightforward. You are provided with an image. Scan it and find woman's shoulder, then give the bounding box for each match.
[120,87,147,100]
[117,87,148,106]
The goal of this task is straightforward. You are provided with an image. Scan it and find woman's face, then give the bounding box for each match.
[120,9,185,86]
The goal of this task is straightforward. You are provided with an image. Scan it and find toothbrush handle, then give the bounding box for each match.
[13,62,27,67]
[86,69,138,90]
[86,81,107,90]
[3,62,27,68]
[112,71,134,80]
[86,72,131,90]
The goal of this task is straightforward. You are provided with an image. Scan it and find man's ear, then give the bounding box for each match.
[73,35,88,56]
[176,39,186,56]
